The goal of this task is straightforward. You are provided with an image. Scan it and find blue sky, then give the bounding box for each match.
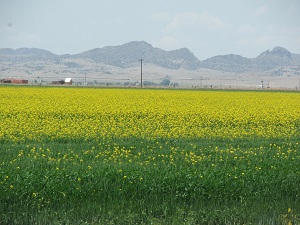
[0,0,299,60]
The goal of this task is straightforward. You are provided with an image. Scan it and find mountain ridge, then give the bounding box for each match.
[72,41,201,69]
[1,41,300,73]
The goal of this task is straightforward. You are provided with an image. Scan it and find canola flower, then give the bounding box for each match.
[1,86,299,173]
[0,87,299,143]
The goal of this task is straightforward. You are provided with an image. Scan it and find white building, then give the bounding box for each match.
[65,78,72,85]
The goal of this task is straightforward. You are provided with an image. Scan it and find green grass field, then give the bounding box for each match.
[0,86,299,224]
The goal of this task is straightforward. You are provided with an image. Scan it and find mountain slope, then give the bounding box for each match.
[200,46,300,72]
[0,47,55,57]
[74,41,200,69]
[201,54,252,72]
[253,46,292,71]
[0,47,57,63]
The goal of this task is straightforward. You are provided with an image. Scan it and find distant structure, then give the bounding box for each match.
[65,78,73,85]
[0,78,28,84]
[1,79,12,83]
[52,80,65,85]
[12,79,28,84]
[51,78,72,85]
[259,80,264,89]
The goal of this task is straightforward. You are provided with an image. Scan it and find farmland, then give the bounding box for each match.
[0,86,300,224]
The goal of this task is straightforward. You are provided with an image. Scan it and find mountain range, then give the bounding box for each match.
[1,41,300,76]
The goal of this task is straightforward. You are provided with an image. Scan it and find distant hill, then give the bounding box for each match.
[0,41,300,73]
[201,54,252,72]
[253,46,293,71]
[201,46,300,72]
[0,47,57,64]
[73,41,200,70]
[0,47,55,57]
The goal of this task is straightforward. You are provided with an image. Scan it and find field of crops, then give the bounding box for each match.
[0,86,300,224]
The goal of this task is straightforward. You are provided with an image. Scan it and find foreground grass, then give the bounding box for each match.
[0,86,300,224]
[1,136,299,224]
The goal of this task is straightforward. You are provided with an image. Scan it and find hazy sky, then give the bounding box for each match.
[0,0,299,60]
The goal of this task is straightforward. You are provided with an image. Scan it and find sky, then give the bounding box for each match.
[0,0,299,60]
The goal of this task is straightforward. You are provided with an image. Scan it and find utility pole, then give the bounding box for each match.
[200,76,202,88]
[140,59,143,88]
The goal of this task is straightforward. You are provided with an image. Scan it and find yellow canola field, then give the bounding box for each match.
[0,87,299,143]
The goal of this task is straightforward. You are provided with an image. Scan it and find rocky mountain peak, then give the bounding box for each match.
[270,46,291,58]
[257,46,291,59]
[253,46,293,71]
[122,41,152,48]
[168,48,198,61]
